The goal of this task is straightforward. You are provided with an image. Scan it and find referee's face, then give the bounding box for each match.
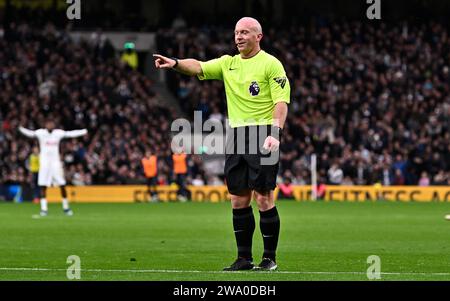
[234,20,262,56]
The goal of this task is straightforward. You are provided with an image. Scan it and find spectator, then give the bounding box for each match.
[192,175,205,186]
[2,20,450,188]
[380,164,394,186]
[278,177,295,200]
[207,175,224,186]
[418,171,430,186]
[0,22,177,188]
[328,163,344,185]
[432,170,447,185]
[157,20,450,186]
[342,176,354,186]
[393,169,405,185]
[316,179,327,200]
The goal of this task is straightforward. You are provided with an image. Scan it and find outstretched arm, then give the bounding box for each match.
[18,126,36,138]
[153,54,203,77]
[64,129,88,138]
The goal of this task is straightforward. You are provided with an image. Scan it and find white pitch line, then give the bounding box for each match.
[1,267,450,276]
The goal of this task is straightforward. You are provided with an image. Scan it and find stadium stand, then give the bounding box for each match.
[156,20,450,186]
[0,22,179,187]
[1,19,449,191]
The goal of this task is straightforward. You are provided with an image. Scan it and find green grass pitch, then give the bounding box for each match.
[1,200,450,281]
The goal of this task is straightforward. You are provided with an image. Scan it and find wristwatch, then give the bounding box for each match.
[271,125,282,140]
[171,57,179,68]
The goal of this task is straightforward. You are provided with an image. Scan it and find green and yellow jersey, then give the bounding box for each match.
[198,50,290,128]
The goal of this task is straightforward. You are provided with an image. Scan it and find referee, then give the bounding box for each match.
[154,17,290,271]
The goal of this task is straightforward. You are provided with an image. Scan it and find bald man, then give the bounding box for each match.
[154,17,290,271]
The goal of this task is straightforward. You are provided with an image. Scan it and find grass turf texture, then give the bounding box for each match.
[1,201,450,281]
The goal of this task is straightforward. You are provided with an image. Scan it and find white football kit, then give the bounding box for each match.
[19,127,87,187]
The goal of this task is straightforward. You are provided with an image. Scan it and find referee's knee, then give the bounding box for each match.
[230,190,252,209]
[254,190,275,211]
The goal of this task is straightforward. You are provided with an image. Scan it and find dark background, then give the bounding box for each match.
[1,0,450,30]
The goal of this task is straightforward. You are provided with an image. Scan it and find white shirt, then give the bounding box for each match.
[19,127,87,163]
[328,167,344,185]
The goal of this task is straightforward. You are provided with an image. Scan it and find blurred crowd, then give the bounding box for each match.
[0,22,208,187]
[1,20,449,189]
[157,20,450,186]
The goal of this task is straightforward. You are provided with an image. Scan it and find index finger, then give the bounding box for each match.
[152,54,165,60]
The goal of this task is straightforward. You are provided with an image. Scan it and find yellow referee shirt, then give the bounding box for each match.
[198,50,290,128]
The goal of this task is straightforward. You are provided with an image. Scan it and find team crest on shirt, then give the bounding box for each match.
[249,81,260,96]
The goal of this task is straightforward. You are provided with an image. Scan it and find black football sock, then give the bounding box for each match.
[232,206,255,261]
[259,206,280,262]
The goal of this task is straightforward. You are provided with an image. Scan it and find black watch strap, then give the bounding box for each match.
[271,125,282,140]
[171,57,179,68]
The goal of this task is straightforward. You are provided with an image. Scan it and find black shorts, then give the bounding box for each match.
[224,125,280,195]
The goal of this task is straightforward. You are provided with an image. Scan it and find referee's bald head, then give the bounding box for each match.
[235,17,263,57]
[235,17,263,34]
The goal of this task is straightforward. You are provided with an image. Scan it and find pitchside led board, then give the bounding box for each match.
[45,185,450,203]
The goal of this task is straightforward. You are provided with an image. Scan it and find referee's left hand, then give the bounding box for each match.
[263,136,280,152]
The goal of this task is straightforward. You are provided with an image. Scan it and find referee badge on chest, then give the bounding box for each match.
[249,81,260,96]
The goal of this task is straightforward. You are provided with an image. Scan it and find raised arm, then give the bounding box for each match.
[18,126,36,138]
[64,129,88,139]
[153,54,203,77]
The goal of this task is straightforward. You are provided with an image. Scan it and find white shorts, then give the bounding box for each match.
[38,163,66,187]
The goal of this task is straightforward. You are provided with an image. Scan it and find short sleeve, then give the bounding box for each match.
[267,58,290,104]
[197,55,229,81]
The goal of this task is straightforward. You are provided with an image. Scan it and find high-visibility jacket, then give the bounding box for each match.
[29,153,40,173]
[172,153,187,175]
[141,155,157,178]
[121,52,138,69]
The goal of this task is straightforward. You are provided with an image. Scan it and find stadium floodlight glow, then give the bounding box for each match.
[124,42,136,50]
